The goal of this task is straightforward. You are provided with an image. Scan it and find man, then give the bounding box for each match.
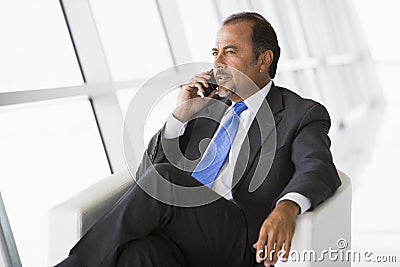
[56,12,341,267]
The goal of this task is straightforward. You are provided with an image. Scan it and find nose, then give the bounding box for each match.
[214,64,227,76]
[213,52,226,69]
[214,64,226,75]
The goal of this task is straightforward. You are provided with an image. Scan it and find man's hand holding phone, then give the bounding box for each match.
[172,70,218,122]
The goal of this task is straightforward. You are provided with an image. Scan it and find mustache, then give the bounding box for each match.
[215,69,231,77]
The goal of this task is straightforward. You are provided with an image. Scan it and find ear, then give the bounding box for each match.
[259,50,273,74]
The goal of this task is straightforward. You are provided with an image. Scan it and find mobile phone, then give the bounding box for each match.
[203,69,218,97]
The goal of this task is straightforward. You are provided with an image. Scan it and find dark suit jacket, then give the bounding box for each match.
[135,83,341,244]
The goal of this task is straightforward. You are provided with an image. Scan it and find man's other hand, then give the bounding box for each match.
[253,200,300,266]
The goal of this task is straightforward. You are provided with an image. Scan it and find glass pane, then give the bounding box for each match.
[0,0,83,92]
[324,0,358,54]
[0,98,111,266]
[216,0,252,19]
[252,1,292,62]
[176,0,221,63]
[353,0,400,60]
[274,0,310,59]
[295,0,336,57]
[89,0,174,81]
[118,87,179,146]
[274,71,301,95]
[295,69,323,102]
[314,67,349,119]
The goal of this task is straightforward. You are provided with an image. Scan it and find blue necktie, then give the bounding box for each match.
[192,102,248,187]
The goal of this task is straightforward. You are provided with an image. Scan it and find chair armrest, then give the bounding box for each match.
[48,170,134,266]
[276,170,352,267]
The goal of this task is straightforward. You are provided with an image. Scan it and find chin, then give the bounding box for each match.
[217,86,234,98]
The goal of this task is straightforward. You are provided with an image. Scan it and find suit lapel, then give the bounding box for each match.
[267,83,284,125]
[232,83,284,192]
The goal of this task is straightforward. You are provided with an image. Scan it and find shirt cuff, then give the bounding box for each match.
[163,114,188,139]
[276,192,312,214]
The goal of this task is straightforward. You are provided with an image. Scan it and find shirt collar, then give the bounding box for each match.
[231,80,273,115]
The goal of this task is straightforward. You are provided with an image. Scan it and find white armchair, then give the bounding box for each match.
[48,170,351,267]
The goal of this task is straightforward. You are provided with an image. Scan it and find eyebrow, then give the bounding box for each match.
[212,45,239,52]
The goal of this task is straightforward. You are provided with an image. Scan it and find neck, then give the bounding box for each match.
[229,78,271,102]
[257,77,271,90]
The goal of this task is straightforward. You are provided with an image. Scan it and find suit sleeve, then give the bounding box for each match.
[277,102,341,209]
[135,120,190,180]
[134,124,179,179]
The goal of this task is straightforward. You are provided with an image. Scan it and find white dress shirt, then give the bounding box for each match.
[163,81,311,214]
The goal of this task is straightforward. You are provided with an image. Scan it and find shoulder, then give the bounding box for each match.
[274,85,330,120]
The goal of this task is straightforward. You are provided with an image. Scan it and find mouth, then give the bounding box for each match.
[215,71,232,84]
[216,75,231,82]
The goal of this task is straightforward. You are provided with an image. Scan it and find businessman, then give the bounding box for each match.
[56,12,341,267]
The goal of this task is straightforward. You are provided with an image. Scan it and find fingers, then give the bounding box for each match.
[254,228,267,263]
[181,71,213,97]
[264,233,276,266]
[173,70,215,121]
[258,235,285,266]
[184,82,204,96]
[254,232,287,266]
[254,230,278,266]
[270,237,284,265]
[190,70,211,89]
[281,235,292,262]
[190,71,213,95]
[254,208,297,266]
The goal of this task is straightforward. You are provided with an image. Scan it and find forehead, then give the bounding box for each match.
[214,20,253,47]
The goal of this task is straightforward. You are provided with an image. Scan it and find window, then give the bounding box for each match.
[252,1,292,62]
[0,98,110,266]
[0,0,82,92]
[176,0,221,63]
[118,87,179,146]
[274,0,310,59]
[216,0,252,20]
[88,0,174,81]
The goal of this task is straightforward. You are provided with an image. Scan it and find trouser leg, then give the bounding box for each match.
[62,163,254,267]
[115,233,187,267]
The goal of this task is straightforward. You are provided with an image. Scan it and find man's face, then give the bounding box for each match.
[212,20,263,101]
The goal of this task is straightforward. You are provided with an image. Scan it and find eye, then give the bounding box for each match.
[212,51,218,57]
[226,50,235,55]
